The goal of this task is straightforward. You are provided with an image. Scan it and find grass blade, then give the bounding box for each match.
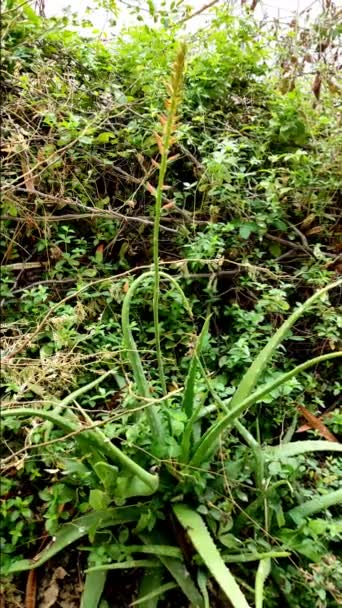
[6,507,141,574]
[173,504,251,608]
[136,568,164,608]
[131,582,177,606]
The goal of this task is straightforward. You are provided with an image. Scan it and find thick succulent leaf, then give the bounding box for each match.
[255,558,271,608]
[287,488,342,524]
[131,582,177,606]
[140,531,204,608]
[190,351,342,466]
[80,568,107,608]
[86,560,160,572]
[266,440,342,459]
[173,504,251,608]
[136,568,164,608]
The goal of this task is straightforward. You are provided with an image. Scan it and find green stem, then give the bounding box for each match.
[190,351,342,466]
[1,408,158,492]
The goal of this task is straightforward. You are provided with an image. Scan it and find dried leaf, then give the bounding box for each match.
[300,213,316,230]
[39,567,67,608]
[154,132,164,154]
[167,154,180,163]
[306,226,323,236]
[146,182,156,196]
[297,406,338,443]
[20,157,35,192]
[312,72,321,100]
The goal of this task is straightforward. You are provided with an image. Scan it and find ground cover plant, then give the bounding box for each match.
[1,1,342,607]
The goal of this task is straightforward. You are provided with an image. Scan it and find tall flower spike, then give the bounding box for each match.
[152,42,186,397]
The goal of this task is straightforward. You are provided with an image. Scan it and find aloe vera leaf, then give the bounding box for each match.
[255,558,271,608]
[136,568,164,608]
[139,531,204,608]
[80,569,107,608]
[131,582,177,606]
[229,279,341,408]
[287,488,342,524]
[121,269,192,441]
[6,507,140,574]
[266,440,342,459]
[1,408,159,492]
[190,351,342,466]
[86,560,160,572]
[182,316,211,418]
[173,504,251,608]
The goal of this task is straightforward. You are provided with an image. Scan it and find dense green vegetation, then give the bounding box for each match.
[1,1,341,606]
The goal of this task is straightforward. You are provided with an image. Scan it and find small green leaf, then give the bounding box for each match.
[95,132,115,144]
[89,489,111,510]
[94,462,119,494]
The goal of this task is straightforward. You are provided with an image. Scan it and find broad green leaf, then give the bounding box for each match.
[95,132,115,143]
[89,489,111,510]
[6,507,140,574]
[94,462,119,494]
[173,504,251,608]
